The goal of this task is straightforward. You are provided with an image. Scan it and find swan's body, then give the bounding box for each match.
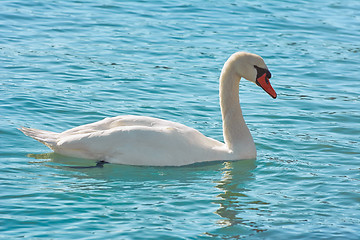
[20,52,276,166]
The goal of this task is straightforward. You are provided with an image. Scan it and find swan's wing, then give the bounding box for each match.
[59,115,190,137]
[55,123,225,166]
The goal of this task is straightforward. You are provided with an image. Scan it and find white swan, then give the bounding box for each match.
[20,52,277,166]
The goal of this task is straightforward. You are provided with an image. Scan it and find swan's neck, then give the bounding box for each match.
[219,60,255,156]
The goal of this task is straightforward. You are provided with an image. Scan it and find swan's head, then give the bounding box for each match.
[233,52,277,99]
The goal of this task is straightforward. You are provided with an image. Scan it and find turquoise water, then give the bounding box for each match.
[1,0,360,238]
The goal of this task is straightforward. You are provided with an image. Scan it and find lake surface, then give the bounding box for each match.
[1,0,359,239]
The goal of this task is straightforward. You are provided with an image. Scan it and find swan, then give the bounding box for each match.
[19,52,277,166]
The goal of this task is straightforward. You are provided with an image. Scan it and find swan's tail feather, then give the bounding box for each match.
[19,127,59,150]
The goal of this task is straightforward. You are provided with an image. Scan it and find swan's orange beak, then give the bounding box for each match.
[256,73,277,99]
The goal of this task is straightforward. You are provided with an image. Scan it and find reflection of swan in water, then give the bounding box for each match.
[212,160,269,235]
[27,152,231,182]
[29,153,266,237]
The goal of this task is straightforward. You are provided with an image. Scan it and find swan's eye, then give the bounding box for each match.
[254,65,267,79]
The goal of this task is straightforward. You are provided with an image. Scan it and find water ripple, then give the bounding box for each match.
[1,0,360,239]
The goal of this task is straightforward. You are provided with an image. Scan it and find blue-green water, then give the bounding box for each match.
[1,0,360,239]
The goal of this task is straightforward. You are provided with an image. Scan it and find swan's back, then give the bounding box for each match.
[59,115,193,136]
